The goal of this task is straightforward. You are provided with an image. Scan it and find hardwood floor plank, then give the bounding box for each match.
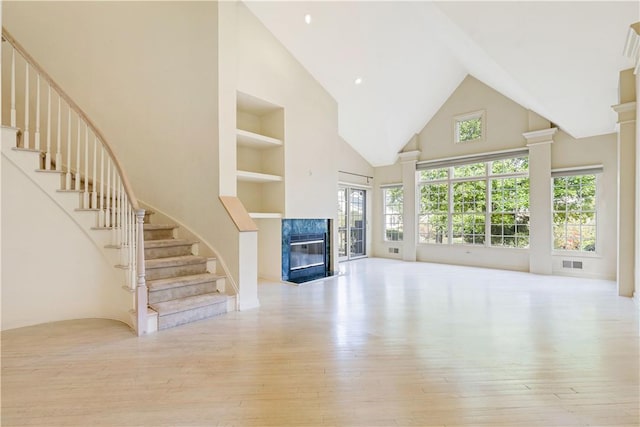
[2,258,638,426]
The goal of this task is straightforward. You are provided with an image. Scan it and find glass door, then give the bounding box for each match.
[337,186,367,261]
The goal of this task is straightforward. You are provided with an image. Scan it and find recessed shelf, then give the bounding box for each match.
[249,212,283,219]
[236,129,282,149]
[237,170,283,183]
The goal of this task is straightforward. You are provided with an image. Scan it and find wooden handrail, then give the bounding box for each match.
[2,27,140,210]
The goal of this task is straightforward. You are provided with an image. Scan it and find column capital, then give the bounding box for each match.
[397,150,421,163]
[623,22,640,74]
[523,127,558,147]
[612,101,637,124]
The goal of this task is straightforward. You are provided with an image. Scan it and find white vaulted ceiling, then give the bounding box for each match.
[243,1,639,167]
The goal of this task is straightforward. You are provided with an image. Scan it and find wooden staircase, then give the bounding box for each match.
[144,221,229,330]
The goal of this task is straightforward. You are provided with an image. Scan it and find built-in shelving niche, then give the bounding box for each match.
[236,92,284,280]
[236,91,284,220]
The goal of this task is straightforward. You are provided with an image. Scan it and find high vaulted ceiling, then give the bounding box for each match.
[244,1,639,167]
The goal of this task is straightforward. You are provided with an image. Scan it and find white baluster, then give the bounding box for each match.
[23,64,30,149]
[122,193,129,271]
[130,208,136,289]
[111,166,118,245]
[10,48,16,127]
[65,107,72,189]
[34,75,40,150]
[44,86,51,170]
[75,120,81,190]
[91,137,98,209]
[115,175,122,246]
[83,124,89,208]
[55,96,62,170]
[98,146,105,227]
[105,158,112,228]
[45,86,51,170]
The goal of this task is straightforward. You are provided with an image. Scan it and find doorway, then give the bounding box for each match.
[337,186,367,261]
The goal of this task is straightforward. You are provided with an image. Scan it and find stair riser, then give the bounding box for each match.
[144,229,174,240]
[145,244,192,260]
[158,301,227,330]
[149,281,217,304]
[145,263,207,281]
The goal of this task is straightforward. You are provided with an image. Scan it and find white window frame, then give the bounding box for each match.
[551,167,602,255]
[382,185,403,242]
[454,110,486,144]
[417,151,530,248]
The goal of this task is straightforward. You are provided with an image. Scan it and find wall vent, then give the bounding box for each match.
[388,247,399,254]
[562,260,583,269]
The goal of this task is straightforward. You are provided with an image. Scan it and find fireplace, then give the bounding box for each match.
[282,219,333,284]
[290,234,326,271]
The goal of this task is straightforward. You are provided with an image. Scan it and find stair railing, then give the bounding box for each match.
[2,27,148,335]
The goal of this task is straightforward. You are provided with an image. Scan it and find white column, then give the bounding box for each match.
[636,71,640,303]
[238,231,259,310]
[612,69,636,298]
[523,128,557,275]
[398,150,421,262]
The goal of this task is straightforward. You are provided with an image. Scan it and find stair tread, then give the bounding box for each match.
[150,293,227,316]
[145,255,206,269]
[147,272,224,291]
[144,224,176,230]
[144,239,195,248]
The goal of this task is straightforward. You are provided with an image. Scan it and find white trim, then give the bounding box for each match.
[397,150,421,163]
[338,180,371,189]
[523,127,558,146]
[416,147,528,170]
[379,182,403,189]
[551,165,604,177]
[454,109,485,144]
[611,102,637,114]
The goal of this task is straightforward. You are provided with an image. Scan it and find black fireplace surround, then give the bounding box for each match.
[282,219,331,283]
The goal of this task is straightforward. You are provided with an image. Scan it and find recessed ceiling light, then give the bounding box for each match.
[354,77,363,85]
[304,14,312,24]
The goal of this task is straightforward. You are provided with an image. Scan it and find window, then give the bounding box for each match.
[455,110,485,143]
[553,173,597,252]
[383,186,403,241]
[418,153,529,248]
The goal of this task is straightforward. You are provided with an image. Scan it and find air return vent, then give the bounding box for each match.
[388,247,399,254]
[562,260,583,269]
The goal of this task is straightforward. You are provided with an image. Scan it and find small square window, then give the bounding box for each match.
[454,110,485,143]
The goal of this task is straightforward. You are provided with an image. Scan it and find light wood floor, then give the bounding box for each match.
[2,258,639,426]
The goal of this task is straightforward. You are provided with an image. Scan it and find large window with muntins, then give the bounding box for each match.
[552,173,598,252]
[383,186,403,241]
[418,152,529,248]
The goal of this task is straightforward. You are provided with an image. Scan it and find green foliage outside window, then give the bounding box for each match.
[418,157,529,247]
[457,117,482,142]
[384,187,403,241]
[553,175,596,252]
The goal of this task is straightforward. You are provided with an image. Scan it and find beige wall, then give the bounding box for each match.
[234,3,343,220]
[373,75,618,279]
[2,129,130,330]
[226,3,373,275]
[1,2,255,295]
